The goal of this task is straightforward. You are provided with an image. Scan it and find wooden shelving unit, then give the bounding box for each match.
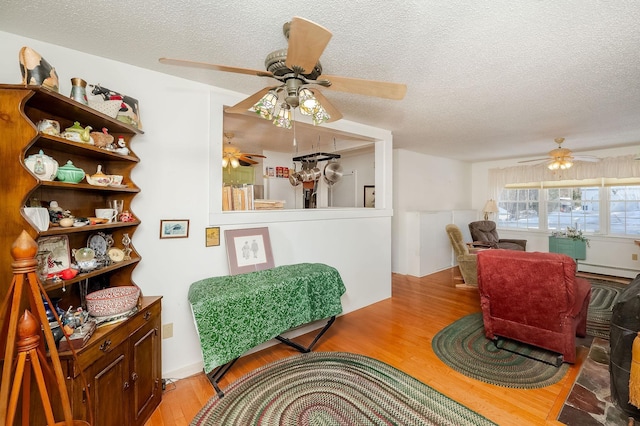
[0,84,161,426]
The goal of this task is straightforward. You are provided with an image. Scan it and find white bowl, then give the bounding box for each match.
[86,286,140,317]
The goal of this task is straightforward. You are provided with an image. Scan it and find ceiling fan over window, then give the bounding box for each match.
[518,138,599,170]
[159,17,407,129]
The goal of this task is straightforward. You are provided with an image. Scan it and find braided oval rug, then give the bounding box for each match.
[191,351,497,426]
[432,313,570,389]
[586,278,629,339]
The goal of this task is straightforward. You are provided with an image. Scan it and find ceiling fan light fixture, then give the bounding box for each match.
[548,158,573,170]
[252,90,279,120]
[312,104,330,126]
[298,88,318,116]
[230,157,240,168]
[273,104,292,129]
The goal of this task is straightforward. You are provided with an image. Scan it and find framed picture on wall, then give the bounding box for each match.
[160,219,190,239]
[205,227,220,247]
[364,185,375,208]
[224,227,274,275]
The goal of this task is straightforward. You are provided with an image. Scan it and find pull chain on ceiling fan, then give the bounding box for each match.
[159,16,407,130]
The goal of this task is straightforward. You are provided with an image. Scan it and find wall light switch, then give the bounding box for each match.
[162,323,173,339]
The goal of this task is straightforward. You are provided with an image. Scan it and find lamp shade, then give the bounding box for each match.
[252,90,278,120]
[483,199,499,214]
[273,105,292,129]
[483,199,499,220]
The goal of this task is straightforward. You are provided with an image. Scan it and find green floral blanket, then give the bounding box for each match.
[188,263,346,372]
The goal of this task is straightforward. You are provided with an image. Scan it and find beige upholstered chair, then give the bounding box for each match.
[445,224,477,286]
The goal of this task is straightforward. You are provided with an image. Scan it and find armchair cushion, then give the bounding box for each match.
[469,220,526,251]
[477,249,591,363]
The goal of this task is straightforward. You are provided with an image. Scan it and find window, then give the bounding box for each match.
[610,185,640,235]
[547,187,599,233]
[498,188,539,229]
[498,183,640,236]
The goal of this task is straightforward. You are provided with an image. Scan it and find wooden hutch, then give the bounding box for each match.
[0,84,161,425]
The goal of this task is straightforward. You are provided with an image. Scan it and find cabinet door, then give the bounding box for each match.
[130,314,161,426]
[85,343,130,426]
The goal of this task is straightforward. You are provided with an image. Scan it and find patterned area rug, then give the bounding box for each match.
[586,278,629,339]
[431,277,628,389]
[190,352,497,426]
[432,313,570,388]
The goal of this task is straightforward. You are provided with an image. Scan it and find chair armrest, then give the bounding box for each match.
[498,239,527,250]
[471,241,496,248]
[458,254,478,262]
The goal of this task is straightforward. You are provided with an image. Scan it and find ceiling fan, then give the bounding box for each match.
[159,17,407,127]
[518,138,599,170]
[222,132,266,168]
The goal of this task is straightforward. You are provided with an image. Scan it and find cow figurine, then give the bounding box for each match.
[90,84,142,129]
[19,46,59,92]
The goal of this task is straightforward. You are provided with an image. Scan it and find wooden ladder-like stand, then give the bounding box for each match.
[0,230,89,426]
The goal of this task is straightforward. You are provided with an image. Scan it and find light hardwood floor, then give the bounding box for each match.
[145,268,587,426]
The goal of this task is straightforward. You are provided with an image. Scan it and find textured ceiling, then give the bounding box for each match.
[2,1,640,161]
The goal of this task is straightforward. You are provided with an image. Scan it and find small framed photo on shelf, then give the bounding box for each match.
[364,185,375,208]
[160,219,190,239]
[205,227,220,247]
[224,227,274,275]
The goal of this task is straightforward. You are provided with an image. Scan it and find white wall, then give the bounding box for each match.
[471,145,640,278]
[0,31,393,378]
[392,149,473,275]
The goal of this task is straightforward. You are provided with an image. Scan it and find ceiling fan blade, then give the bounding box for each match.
[225,86,280,115]
[309,89,343,123]
[574,156,600,162]
[238,156,259,165]
[159,57,274,78]
[517,158,549,164]
[319,74,407,100]
[242,153,267,159]
[286,17,332,74]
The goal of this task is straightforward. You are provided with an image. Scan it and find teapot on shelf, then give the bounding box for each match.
[85,165,112,186]
[24,149,59,181]
[61,121,93,143]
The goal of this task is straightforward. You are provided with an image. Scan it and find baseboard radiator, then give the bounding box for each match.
[578,262,640,279]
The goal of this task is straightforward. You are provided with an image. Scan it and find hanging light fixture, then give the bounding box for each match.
[252,90,278,120]
[251,82,330,129]
[298,88,319,115]
[548,156,573,170]
[547,138,573,170]
[272,103,292,129]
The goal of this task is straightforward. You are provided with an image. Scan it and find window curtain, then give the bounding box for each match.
[489,154,640,195]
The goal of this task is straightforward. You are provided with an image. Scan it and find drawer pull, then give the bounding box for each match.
[144,311,151,320]
[99,339,111,352]
[123,381,130,390]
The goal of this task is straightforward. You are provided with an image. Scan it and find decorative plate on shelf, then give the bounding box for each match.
[107,247,125,263]
[37,235,71,274]
[87,232,113,257]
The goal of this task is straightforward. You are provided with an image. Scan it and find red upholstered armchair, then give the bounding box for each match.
[476,250,591,363]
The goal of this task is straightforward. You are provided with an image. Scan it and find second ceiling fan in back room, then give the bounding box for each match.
[159,16,407,129]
